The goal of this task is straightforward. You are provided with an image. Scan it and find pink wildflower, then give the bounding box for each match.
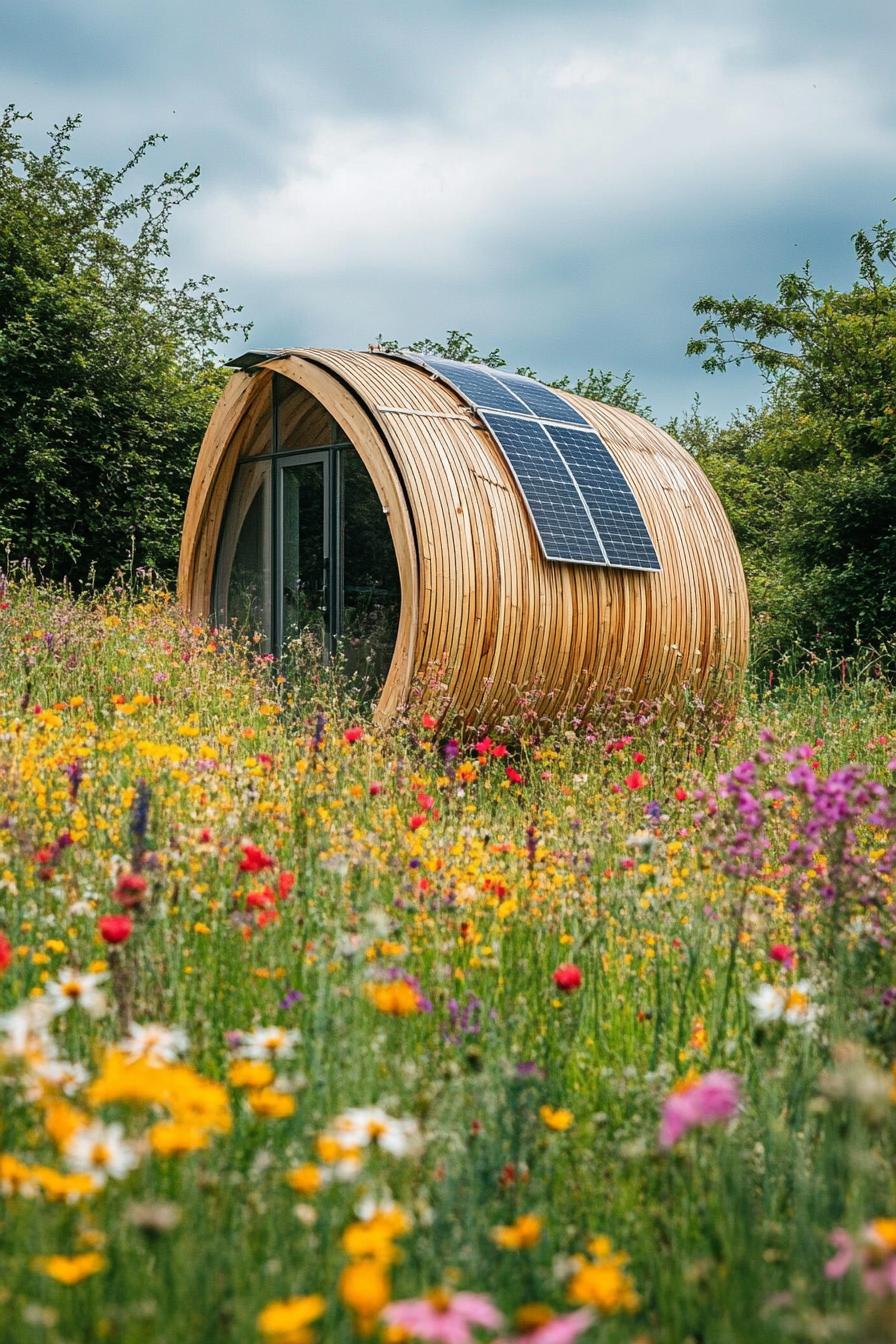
[659,1070,740,1148]
[382,1289,503,1344]
[769,943,796,970]
[495,1307,594,1344]
[825,1220,896,1297]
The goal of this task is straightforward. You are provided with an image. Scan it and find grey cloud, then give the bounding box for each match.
[3,0,895,422]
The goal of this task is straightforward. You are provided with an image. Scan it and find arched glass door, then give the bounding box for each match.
[213,375,401,694]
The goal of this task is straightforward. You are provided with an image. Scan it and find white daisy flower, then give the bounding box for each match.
[330,1106,423,1159]
[28,1057,89,1097]
[64,1121,139,1186]
[748,982,785,1024]
[0,1000,56,1060]
[45,969,109,1019]
[749,980,819,1028]
[782,981,819,1027]
[119,1022,188,1066]
[237,1026,299,1061]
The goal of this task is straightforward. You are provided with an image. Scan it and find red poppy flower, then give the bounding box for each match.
[421,713,438,730]
[114,873,148,908]
[769,943,796,969]
[553,963,582,992]
[416,792,434,811]
[239,843,274,873]
[505,766,523,784]
[98,914,133,944]
[624,770,646,791]
[674,786,688,802]
[278,871,295,900]
[246,887,275,909]
[344,727,364,744]
[369,782,383,796]
[408,813,426,830]
[0,932,11,972]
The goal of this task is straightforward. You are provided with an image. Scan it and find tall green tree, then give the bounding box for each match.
[686,217,896,663]
[0,107,249,583]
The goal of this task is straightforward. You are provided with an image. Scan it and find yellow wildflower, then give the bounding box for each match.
[568,1237,639,1314]
[247,1088,296,1119]
[286,1164,323,1196]
[339,1259,390,1327]
[366,980,420,1016]
[33,1168,97,1203]
[539,1105,574,1131]
[32,1252,106,1284]
[42,1100,90,1149]
[229,1059,275,1089]
[257,1293,326,1343]
[492,1213,543,1250]
[150,1122,210,1156]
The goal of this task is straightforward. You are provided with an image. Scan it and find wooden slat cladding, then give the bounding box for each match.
[178,350,749,725]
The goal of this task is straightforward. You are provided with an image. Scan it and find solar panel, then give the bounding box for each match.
[381,351,661,572]
[419,357,528,415]
[491,371,588,425]
[480,415,604,565]
[546,426,661,572]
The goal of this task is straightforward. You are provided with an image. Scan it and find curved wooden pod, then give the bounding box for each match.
[178,349,749,724]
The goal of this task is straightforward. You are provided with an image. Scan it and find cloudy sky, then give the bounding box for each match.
[4,0,895,420]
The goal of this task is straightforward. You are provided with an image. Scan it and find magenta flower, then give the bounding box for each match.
[825,1222,896,1297]
[659,1070,741,1148]
[824,1228,855,1280]
[495,1307,594,1344]
[383,1290,503,1344]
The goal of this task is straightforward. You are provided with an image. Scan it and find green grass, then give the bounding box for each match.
[0,578,893,1344]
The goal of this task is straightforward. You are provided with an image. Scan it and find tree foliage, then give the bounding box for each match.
[686,218,896,666]
[0,108,249,583]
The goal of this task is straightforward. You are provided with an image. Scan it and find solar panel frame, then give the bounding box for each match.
[490,370,589,425]
[479,414,606,566]
[544,425,661,572]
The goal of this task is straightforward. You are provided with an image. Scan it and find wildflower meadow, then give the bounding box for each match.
[0,578,894,1344]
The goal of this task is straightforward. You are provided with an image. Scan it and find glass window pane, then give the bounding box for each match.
[214,461,272,646]
[282,460,327,651]
[339,447,401,691]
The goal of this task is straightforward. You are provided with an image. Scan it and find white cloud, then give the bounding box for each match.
[189,20,893,294]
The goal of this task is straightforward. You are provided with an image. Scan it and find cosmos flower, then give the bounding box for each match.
[659,1071,740,1148]
[382,1289,503,1344]
[825,1218,896,1297]
[495,1306,594,1344]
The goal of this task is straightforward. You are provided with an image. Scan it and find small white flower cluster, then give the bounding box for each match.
[748,981,819,1029]
[231,1026,300,1061]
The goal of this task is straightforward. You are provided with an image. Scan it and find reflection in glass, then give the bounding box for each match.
[213,380,402,700]
[338,447,401,689]
[213,461,271,645]
[281,459,327,652]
